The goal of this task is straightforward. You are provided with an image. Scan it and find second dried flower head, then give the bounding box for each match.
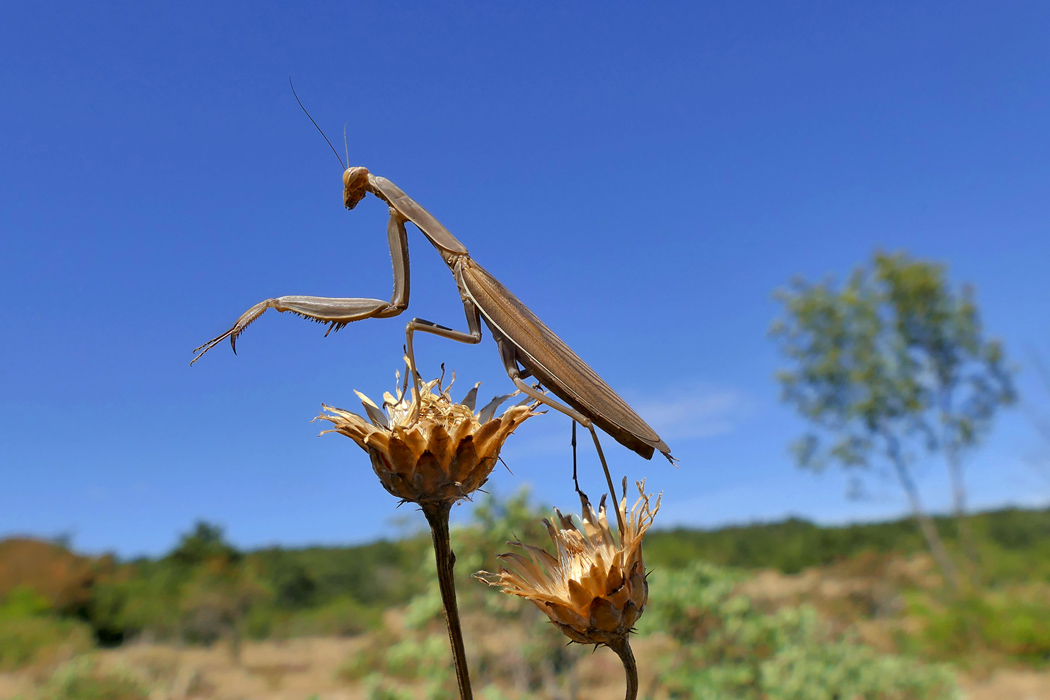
[316,365,540,505]
[480,481,660,647]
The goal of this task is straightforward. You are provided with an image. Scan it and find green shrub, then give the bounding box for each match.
[339,625,454,698]
[913,588,1050,663]
[0,587,94,670]
[479,687,540,700]
[338,647,381,682]
[385,636,450,680]
[253,596,383,641]
[640,562,960,699]
[284,596,382,637]
[337,628,399,682]
[0,617,94,670]
[87,568,183,641]
[0,586,52,618]
[363,672,413,700]
[15,657,148,700]
[645,507,1050,580]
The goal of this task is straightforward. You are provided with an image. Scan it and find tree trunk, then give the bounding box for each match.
[938,393,982,590]
[945,444,982,589]
[886,435,961,593]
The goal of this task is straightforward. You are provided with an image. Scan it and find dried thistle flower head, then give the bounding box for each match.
[479,480,660,647]
[316,364,540,506]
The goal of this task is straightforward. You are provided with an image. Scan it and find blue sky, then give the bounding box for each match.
[2,2,1049,558]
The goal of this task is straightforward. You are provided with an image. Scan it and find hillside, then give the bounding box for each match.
[0,499,1047,698]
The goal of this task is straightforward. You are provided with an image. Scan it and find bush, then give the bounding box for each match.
[363,672,414,700]
[282,596,382,638]
[0,617,94,671]
[913,588,1050,663]
[0,587,94,670]
[640,562,960,699]
[337,628,400,682]
[339,631,451,689]
[14,657,148,700]
[0,539,98,615]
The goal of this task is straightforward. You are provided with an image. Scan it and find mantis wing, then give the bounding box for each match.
[458,258,670,461]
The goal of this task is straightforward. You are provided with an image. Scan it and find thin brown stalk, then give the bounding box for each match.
[422,501,474,700]
[607,636,639,700]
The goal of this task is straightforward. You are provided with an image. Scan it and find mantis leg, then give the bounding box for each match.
[191,213,411,365]
[495,338,627,533]
[402,299,484,403]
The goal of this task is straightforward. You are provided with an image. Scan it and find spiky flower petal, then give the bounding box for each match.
[316,365,539,505]
[479,481,660,647]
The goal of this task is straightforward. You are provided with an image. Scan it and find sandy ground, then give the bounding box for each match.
[0,637,369,700]
[1,635,1048,700]
[960,669,1050,700]
[0,634,649,700]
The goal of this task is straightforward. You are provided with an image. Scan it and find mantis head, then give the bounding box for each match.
[343,166,370,210]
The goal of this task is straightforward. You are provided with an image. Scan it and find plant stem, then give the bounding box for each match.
[422,501,473,700]
[608,636,639,700]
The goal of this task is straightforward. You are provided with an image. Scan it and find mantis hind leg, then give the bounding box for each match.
[496,339,627,534]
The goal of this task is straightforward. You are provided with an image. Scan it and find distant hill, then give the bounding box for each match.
[1,502,1047,664]
[644,506,1050,581]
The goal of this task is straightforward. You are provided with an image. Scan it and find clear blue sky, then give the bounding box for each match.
[2,2,1049,558]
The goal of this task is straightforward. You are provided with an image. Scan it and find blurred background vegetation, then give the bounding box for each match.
[1,495,1047,698]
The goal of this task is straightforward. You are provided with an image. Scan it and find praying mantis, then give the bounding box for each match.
[192,161,674,475]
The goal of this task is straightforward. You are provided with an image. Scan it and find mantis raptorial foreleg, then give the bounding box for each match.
[191,211,412,364]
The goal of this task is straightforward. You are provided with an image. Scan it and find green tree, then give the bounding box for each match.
[168,521,241,568]
[262,550,317,609]
[165,522,266,663]
[179,556,268,663]
[771,251,1014,591]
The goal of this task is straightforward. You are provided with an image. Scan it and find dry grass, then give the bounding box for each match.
[0,616,670,700]
[737,552,1050,700]
[1,552,1047,700]
[739,551,938,652]
[0,629,1046,699]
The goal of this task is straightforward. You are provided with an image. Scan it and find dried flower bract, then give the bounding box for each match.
[479,481,660,647]
[316,364,540,505]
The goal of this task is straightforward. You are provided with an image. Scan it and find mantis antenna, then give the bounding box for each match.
[288,77,345,171]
